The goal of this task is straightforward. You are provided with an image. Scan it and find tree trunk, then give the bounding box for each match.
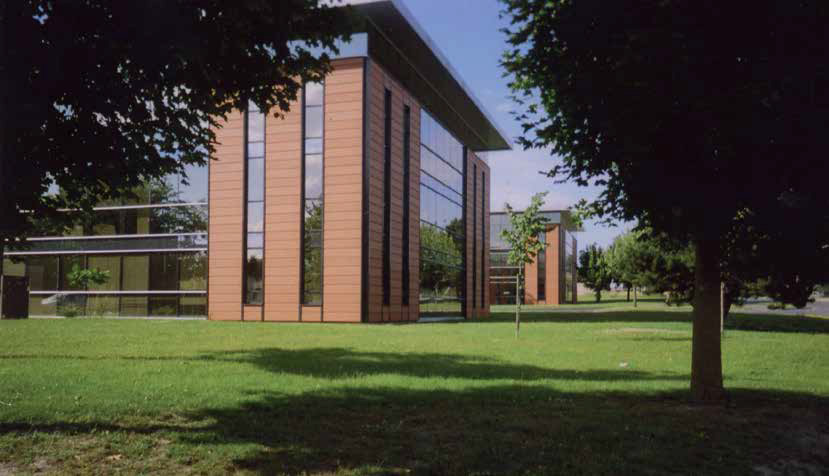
[626,286,630,302]
[633,287,638,308]
[690,237,726,402]
[0,0,7,279]
[595,289,601,303]
[515,272,521,338]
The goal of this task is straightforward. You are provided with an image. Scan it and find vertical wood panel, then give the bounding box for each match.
[208,111,244,321]
[365,60,422,323]
[323,59,364,323]
[263,93,302,322]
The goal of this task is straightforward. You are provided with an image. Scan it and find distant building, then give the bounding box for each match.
[489,210,578,305]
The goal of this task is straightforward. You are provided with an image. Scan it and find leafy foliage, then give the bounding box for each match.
[0,0,354,249]
[577,244,612,303]
[501,192,549,335]
[500,0,829,400]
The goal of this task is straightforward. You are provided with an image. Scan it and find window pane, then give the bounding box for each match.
[149,254,177,291]
[305,106,323,139]
[3,258,25,277]
[121,296,148,317]
[305,82,324,107]
[248,112,265,142]
[60,255,85,291]
[303,246,322,305]
[151,206,208,234]
[247,233,263,249]
[179,163,208,203]
[179,296,206,317]
[245,250,263,304]
[149,296,178,317]
[304,201,323,231]
[247,158,265,202]
[247,202,264,232]
[87,296,119,317]
[305,138,323,155]
[87,255,121,291]
[248,141,265,159]
[179,252,207,291]
[304,154,323,199]
[122,255,150,291]
[29,295,57,316]
[57,294,87,317]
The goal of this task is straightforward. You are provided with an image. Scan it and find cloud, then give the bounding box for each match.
[495,101,513,113]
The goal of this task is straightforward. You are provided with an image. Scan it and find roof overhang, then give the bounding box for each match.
[344,0,511,151]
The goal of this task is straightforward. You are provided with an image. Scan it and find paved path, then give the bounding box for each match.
[733,298,829,318]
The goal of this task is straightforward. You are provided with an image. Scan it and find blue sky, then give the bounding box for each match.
[398,0,631,249]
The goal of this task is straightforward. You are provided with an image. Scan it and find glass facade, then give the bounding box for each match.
[490,250,520,305]
[302,82,324,305]
[402,105,411,306]
[537,232,546,301]
[14,252,207,317]
[9,159,208,318]
[383,89,392,306]
[563,231,576,303]
[245,102,266,305]
[419,110,465,317]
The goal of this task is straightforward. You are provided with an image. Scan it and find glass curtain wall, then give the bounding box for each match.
[244,102,265,304]
[563,231,576,303]
[8,161,208,318]
[302,82,324,305]
[419,110,465,317]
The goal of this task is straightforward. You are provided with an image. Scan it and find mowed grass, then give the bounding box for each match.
[0,309,828,475]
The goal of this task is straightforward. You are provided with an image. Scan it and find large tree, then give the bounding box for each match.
[501,0,829,400]
[0,0,354,272]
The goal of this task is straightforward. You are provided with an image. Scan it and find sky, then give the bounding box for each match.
[397,0,631,249]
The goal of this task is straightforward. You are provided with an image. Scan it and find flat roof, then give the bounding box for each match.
[346,0,511,151]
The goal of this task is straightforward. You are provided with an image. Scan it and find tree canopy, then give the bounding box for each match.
[501,192,549,336]
[501,0,829,400]
[577,244,612,303]
[0,0,354,255]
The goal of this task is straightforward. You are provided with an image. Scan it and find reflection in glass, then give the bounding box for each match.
[87,255,120,291]
[60,255,86,291]
[27,256,59,291]
[247,202,264,232]
[302,82,324,306]
[245,249,264,304]
[247,158,265,202]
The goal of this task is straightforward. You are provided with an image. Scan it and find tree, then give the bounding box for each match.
[0,1,355,274]
[63,264,110,318]
[501,0,829,401]
[501,192,549,337]
[577,244,612,303]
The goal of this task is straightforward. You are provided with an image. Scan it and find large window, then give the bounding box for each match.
[402,106,411,306]
[15,252,207,317]
[302,82,324,306]
[481,172,486,308]
[472,164,477,308]
[537,232,546,302]
[564,231,576,303]
[244,102,265,305]
[383,89,392,306]
[419,110,465,317]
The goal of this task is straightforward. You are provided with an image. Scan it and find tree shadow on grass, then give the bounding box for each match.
[3,385,826,475]
[0,348,686,382]
[478,310,829,334]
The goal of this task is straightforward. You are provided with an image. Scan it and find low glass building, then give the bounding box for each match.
[489,210,579,306]
[3,0,508,322]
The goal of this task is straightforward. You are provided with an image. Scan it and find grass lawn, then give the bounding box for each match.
[1,309,827,475]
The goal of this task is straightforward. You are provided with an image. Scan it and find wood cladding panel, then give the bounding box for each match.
[263,92,302,322]
[547,225,561,305]
[208,111,244,321]
[322,59,364,323]
[365,59,421,322]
